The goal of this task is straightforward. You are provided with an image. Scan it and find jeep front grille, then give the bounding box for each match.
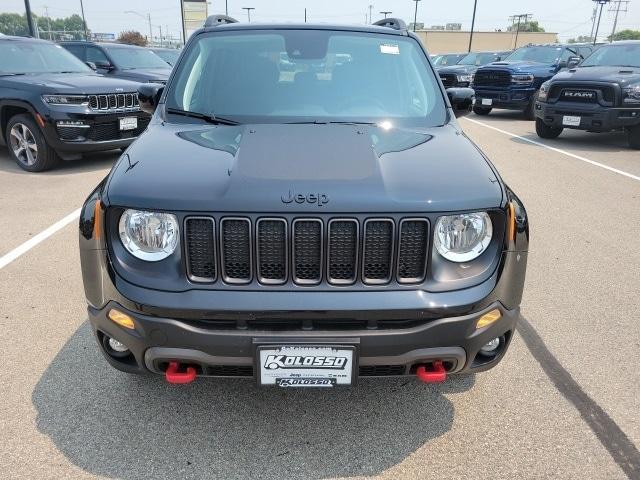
[184,216,430,287]
[88,93,139,112]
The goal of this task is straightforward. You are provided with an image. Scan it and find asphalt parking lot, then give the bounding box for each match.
[1,111,639,479]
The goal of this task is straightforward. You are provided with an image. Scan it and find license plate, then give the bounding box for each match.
[562,115,581,127]
[481,98,493,106]
[119,117,138,131]
[257,345,355,387]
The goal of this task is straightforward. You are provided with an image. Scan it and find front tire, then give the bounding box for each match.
[523,90,539,121]
[535,118,563,139]
[6,114,59,172]
[473,106,492,116]
[627,125,640,149]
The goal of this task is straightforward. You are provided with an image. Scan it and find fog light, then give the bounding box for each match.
[108,337,129,353]
[476,309,501,329]
[480,337,501,355]
[108,309,135,329]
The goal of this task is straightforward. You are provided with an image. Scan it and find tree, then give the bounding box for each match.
[609,29,640,41]
[568,35,594,44]
[117,30,147,46]
[0,12,87,40]
[507,20,546,33]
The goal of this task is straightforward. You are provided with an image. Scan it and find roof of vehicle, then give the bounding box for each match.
[200,21,410,36]
[609,40,640,45]
[59,40,147,49]
[149,47,180,52]
[0,35,52,43]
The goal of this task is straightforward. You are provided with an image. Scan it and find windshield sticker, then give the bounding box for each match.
[380,44,400,55]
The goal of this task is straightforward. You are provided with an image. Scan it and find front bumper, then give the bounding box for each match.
[535,100,640,132]
[473,87,536,110]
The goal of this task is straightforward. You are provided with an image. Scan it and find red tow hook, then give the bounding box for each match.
[416,361,447,384]
[165,361,197,384]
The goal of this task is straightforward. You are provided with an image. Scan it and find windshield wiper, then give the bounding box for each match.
[0,73,26,77]
[166,108,240,125]
[285,120,377,126]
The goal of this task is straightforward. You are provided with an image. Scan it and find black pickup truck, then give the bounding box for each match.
[535,41,640,149]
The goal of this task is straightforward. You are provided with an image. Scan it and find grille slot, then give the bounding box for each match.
[474,69,511,87]
[397,219,429,283]
[359,365,406,376]
[220,218,252,283]
[362,219,394,284]
[184,217,216,282]
[256,218,287,284]
[88,93,140,111]
[327,219,359,285]
[292,219,323,285]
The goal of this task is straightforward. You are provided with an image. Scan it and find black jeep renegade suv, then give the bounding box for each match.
[0,36,150,171]
[79,17,529,387]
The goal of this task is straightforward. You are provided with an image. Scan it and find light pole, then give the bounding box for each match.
[412,0,421,32]
[368,5,373,24]
[468,0,478,52]
[125,10,153,43]
[225,0,228,15]
[592,0,610,45]
[380,11,392,19]
[242,7,255,22]
[24,0,37,37]
[79,0,88,40]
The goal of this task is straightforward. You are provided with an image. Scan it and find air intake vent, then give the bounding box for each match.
[292,219,323,285]
[327,219,359,285]
[220,218,252,283]
[256,218,287,284]
[397,219,429,283]
[362,219,394,284]
[184,217,216,282]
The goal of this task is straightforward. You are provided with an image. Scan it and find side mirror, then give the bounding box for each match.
[85,61,97,70]
[567,56,581,68]
[138,83,164,114]
[446,87,474,118]
[94,60,113,71]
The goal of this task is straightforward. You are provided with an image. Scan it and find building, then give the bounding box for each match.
[414,29,558,54]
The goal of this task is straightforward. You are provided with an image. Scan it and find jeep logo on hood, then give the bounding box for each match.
[281,190,329,207]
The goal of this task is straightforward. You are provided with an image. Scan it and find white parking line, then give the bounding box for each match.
[463,117,640,183]
[0,208,81,270]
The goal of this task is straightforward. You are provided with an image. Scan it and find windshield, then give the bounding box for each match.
[505,46,566,64]
[152,49,181,65]
[0,41,90,74]
[581,44,640,68]
[432,54,463,66]
[167,30,447,127]
[104,46,170,69]
[459,52,500,66]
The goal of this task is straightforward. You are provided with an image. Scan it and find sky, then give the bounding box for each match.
[3,0,640,42]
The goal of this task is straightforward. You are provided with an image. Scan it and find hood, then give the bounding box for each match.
[106,122,503,213]
[551,66,640,86]
[0,72,142,94]
[438,64,478,75]
[115,68,171,82]
[482,60,556,74]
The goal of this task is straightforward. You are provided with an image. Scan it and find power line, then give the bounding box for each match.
[592,0,611,44]
[508,13,532,49]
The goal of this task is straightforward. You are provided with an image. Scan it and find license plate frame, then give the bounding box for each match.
[562,115,581,127]
[481,98,493,106]
[119,116,138,131]
[256,344,358,388]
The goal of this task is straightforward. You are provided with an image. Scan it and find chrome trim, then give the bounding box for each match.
[292,218,323,286]
[220,217,253,284]
[396,218,429,284]
[327,218,359,286]
[184,216,216,283]
[256,217,288,285]
[88,93,140,112]
[362,218,395,285]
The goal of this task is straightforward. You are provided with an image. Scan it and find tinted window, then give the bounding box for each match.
[459,52,500,66]
[433,54,464,66]
[0,41,91,74]
[581,44,640,68]
[86,46,109,64]
[152,49,180,65]
[168,30,447,127]
[63,44,85,61]
[102,46,170,69]
[505,46,565,64]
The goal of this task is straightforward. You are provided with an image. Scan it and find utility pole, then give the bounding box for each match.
[412,0,421,32]
[242,7,255,22]
[380,11,392,19]
[368,5,373,24]
[589,6,598,42]
[24,0,37,37]
[159,25,163,47]
[609,0,629,42]
[592,0,611,44]
[44,6,52,40]
[508,13,531,49]
[468,0,478,52]
[147,13,152,44]
[225,0,228,15]
[79,0,88,40]
[305,8,307,23]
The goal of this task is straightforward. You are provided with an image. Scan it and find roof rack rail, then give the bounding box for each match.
[373,18,407,31]
[204,15,239,27]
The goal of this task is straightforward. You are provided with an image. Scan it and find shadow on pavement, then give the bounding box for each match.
[0,146,119,175]
[33,322,474,480]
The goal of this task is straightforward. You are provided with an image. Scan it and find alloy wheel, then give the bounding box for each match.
[9,123,38,166]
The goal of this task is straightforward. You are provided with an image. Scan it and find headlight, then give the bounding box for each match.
[434,212,493,262]
[538,81,551,102]
[511,74,534,84]
[457,74,474,83]
[118,209,179,261]
[623,84,640,104]
[42,94,89,106]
